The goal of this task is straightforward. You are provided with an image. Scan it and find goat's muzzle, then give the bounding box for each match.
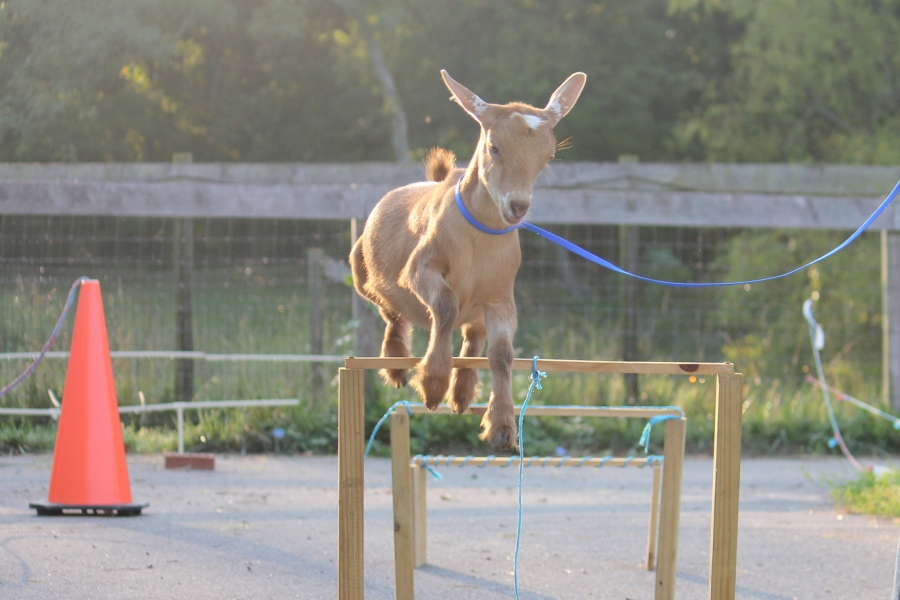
[509,200,529,221]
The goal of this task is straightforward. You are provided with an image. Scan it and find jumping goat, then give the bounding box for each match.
[350,70,586,449]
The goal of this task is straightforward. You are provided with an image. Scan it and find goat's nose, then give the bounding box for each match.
[509,199,529,219]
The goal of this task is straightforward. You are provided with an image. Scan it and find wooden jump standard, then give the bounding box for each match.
[396,403,682,597]
[337,357,743,600]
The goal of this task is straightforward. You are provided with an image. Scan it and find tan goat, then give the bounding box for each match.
[350,70,586,449]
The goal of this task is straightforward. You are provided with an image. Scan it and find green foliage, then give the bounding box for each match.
[0,418,56,454]
[0,0,388,161]
[674,0,900,163]
[0,0,742,163]
[832,468,900,517]
[713,230,882,391]
[0,0,897,163]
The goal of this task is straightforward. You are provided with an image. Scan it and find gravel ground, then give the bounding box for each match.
[0,454,896,599]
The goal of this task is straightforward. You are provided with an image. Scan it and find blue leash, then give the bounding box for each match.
[455,177,900,287]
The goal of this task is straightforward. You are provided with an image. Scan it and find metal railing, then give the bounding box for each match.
[0,398,300,454]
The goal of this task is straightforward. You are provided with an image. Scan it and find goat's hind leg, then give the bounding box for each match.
[448,322,486,414]
[378,308,411,388]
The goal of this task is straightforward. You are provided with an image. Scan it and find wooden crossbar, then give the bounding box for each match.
[411,455,660,468]
[405,403,682,418]
[344,356,733,375]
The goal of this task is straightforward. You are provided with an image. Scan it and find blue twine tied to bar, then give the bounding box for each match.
[638,411,684,453]
[513,356,546,599]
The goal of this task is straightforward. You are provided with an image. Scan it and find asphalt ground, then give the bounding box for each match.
[0,454,896,599]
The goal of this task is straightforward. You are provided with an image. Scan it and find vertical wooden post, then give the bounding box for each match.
[411,464,427,567]
[173,152,194,403]
[655,417,685,600]
[308,247,324,401]
[882,230,900,411]
[390,411,415,599]
[619,225,641,402]
[338,368,365,600]
[708,373,744,600]
[646,461,662,571]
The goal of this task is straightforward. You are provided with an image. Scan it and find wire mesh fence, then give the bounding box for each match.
[0,213,884,412]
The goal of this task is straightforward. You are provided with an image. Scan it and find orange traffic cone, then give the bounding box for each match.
[30,279,147,516]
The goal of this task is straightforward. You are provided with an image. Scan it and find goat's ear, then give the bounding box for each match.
[441,70,489,125]
[544,72,587,127]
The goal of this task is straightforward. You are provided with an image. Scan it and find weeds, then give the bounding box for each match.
[832,469,900,518]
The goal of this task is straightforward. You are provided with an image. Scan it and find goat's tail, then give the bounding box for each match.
[424,147,457,182]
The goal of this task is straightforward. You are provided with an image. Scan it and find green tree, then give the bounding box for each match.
[393,0,738,162]
[673,0,900,164]
[0,0,391,161]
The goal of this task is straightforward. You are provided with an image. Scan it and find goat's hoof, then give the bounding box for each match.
[380,368,408,388]
[411,372,450,409]
[449,369,478,413]
[480,423,518,451]
[447,392,472,414]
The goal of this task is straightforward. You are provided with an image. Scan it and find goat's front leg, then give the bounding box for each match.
[448,322,486,414]
[480,299,518,450]
[378,308,411,387]
[407,267,459,410]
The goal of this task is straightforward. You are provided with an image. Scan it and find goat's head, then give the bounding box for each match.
[441,70,586,226]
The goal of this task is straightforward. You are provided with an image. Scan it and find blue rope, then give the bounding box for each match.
[638,411,684,453]
[513,356,546,600]
[364,400,415,458]
[456,177,900,288]
[802,299,865,471]
[1,277,90,398]
[412,455,444,480]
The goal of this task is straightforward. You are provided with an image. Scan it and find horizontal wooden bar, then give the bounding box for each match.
[411,455,663,468]
[405,404,682,419]
[343,356,733,375]
[3,162,899,230]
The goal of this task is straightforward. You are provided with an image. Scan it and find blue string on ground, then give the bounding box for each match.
[1,276,89,398]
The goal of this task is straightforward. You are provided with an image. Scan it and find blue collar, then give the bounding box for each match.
[455,177,520,235]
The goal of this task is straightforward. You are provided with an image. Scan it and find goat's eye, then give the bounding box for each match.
[488,143,500,156]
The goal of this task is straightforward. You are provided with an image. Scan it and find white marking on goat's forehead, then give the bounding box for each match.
[515,112,547,130]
